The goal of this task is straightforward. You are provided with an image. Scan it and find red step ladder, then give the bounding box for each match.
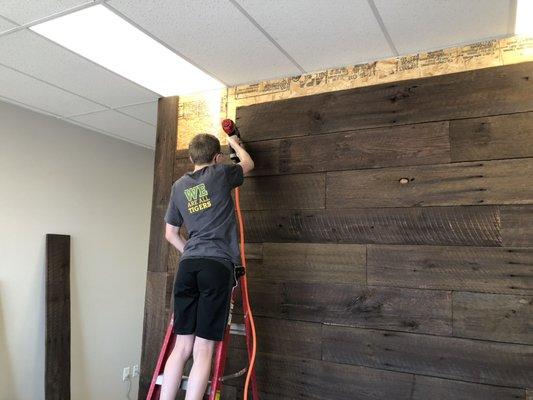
[146,186,259,400]
[146,277,258,399]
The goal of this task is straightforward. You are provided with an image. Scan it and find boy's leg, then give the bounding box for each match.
[184,259,233,400]
[184,337,216,400]
[160,334,195,400]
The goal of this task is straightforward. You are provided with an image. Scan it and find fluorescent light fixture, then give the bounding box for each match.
[31,5,224,96]
[515,0,533,36]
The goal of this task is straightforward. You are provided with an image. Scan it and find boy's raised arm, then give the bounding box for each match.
[228,135,254,175]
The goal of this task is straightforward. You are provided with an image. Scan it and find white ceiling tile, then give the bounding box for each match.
[0,64,105,117]
[0,30,159,108]
[0,0,91,25]
[0,15,17,33]
[70,110,155,147]
[236,0,394,72]
[0,95,60,118]
[374,0,512,54]
[107,0,301,85]
[117,101,158,126]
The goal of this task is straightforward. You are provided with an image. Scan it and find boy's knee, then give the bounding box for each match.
[193,337,215,358]
[174,336,194,360]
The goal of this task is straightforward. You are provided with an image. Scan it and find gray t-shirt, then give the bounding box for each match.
[164,163,244,265]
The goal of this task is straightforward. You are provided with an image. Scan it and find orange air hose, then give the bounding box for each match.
[234,186,257,399]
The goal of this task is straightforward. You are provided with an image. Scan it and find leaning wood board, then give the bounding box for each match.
[46,234,70,400]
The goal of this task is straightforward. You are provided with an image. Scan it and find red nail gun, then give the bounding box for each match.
[222,119,241,163]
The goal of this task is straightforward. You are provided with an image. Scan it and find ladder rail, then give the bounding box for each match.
[146,315,176,400]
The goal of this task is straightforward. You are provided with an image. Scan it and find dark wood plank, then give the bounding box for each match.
[140,97,178,399]
[450,111,533,162]
[245,140,281,177]
[139,272,169,397]
[147,204,170,272]
[236,62,533,141]
[220,385,237,400]
[46,234,70,400]
[412,375,525,400]
[453,292,533,345]
[239,173,325,210]
[242,206,501,246]
[166,244,181,278]
[279,121,450,174]
[153,97,179,205]
[243,280,451,334]
[225,349,415,400]
[175,149,188,158]
[230,317,322,360]
[322,325,533,387]
[502,205,533,247]
[244,242,263,260]
[148,97,178,272]
[327,158,533,208]
[234,279,283,318]
[241,243,263,274]
[221,387,294,400]
[282,283,451,335]
[248,242,365,284]
[173,156,193,179]
[165,270,173,313]
[178,122,450,177]
[367,245,533,295]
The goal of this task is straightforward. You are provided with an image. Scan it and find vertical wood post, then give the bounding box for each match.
[138,96,179,399]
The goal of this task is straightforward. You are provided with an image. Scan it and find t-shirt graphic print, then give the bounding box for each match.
[185,183,212,214]
[165,163,244,265]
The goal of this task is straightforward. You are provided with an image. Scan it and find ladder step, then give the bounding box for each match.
[230,323,245,335]
[156,375,213,395]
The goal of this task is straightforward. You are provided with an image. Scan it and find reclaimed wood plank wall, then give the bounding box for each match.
[144,62,533,399]
[45,234,71,400]
[227,62,532,399]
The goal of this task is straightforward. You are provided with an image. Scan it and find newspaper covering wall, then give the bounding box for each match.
[176,35,533,150]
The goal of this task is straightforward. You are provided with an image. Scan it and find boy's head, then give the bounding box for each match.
[188,133,221,165]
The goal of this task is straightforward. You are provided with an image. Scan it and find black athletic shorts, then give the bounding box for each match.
[173,257,236,341]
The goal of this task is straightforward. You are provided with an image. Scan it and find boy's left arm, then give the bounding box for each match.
[165,223,187,253]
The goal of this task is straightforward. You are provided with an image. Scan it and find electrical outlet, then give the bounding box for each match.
[123,367,130,381]
[132,364,139,378]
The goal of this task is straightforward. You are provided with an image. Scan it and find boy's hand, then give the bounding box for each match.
[227,134,243,148]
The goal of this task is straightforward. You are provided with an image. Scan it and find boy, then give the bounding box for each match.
[160,132,254,400]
